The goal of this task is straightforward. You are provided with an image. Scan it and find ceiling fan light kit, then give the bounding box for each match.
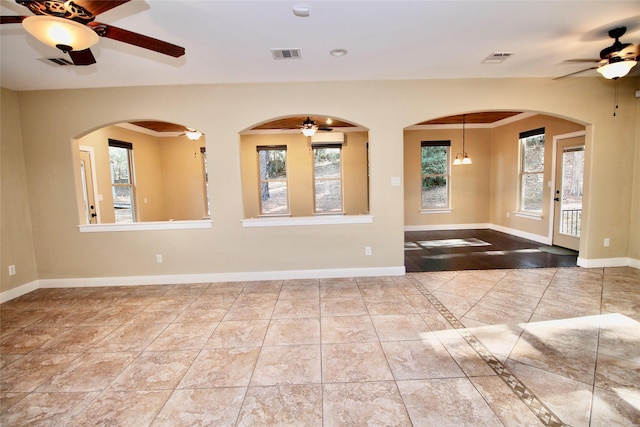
[301,117,318,137]
[2,0,186,66]
[184,129,203,141]
[22,15,98,52]
[597,57,637,79]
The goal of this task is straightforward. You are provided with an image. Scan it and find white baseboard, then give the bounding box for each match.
[0,280,40,304]
[488,224,552,245]
[577,257,633,268]
[404,223,491,232]
[35,266,406,290]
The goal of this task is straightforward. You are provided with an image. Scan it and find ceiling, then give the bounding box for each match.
[1,1,639,92]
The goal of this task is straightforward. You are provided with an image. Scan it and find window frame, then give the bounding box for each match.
[518,128,546,215]
[108,139,136,223]
[420,140,451,211]
[312,143,344,214]
[257,145,289,216]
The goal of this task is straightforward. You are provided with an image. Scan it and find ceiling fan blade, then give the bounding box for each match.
[562,58,601,63]
[69,48,96,66]
[71,0,131,17]
[1,16,27,24]
[618,43,639,59]
[88,22,185,58]
[553,66,598,80]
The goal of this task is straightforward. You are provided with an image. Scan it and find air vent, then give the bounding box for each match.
[38,57,74,66]
[482,52,513,64]
[271,48,302,60]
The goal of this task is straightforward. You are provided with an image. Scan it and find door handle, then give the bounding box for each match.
[554,197,560,202]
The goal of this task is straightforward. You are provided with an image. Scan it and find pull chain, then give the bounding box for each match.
[613,80,619,117]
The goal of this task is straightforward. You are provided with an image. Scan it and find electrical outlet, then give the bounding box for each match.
[8,265,16,276]
[365,246,372,256]
[603,238,610,248]
[156,254,163,264]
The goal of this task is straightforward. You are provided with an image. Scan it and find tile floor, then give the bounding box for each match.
[1,267,639,426]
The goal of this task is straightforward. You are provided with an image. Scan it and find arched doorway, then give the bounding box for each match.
[403,111,586,271]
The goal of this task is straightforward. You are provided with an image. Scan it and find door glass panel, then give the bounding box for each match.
[559,147,584,237]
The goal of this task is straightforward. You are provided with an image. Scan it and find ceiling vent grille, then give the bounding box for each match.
[38,57,74,66]
[271,48,302,60]
[482,52,513,64]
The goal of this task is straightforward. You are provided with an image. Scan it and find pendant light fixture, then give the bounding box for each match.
[453,114,472,165]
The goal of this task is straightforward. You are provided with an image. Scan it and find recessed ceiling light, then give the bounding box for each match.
[330,49,348,57]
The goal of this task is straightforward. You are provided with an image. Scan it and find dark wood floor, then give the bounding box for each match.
[405,229,578,272]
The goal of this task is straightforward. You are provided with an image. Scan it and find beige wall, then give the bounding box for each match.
[1,88,38,292]
[240,131,369,218]
[159,136,208,220]
[1,76,638,293]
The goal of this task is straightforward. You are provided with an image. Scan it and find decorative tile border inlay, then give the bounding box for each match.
[408,274,568,427]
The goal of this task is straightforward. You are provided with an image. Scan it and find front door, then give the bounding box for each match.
[552,134,585,251]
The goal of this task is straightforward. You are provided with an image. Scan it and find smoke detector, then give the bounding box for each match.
[293,6,309,17]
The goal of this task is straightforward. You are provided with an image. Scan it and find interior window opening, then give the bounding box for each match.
[240,115,370,222]
[74,121,208,226]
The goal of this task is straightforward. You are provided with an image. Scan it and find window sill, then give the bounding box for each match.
[514,212,543,221]
[78,220,213,233]
[241,214,374,227]
[420,208,452,214]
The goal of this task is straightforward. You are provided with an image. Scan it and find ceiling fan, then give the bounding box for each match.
[555,26,638,80]
[299,116,334,137]
[0,0,185,66]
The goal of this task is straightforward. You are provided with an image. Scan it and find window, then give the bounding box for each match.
[519,128,545,213]
[313,144,342,213]
[201,147,210,218]
[258,146,288,215]
[421,141,450,209]
[108,139,135,223]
